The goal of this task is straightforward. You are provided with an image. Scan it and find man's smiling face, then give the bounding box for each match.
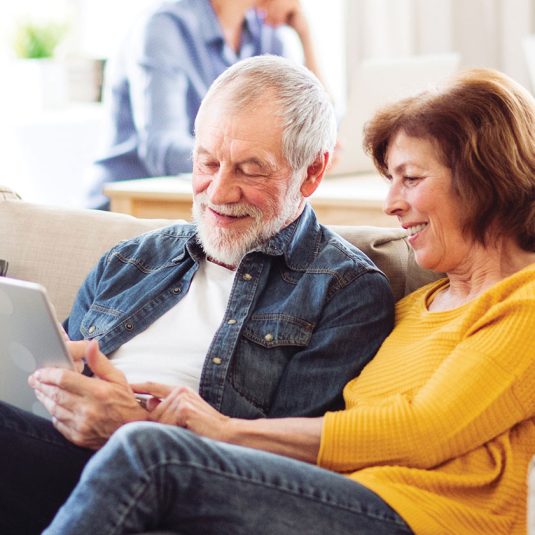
[192,94,304,267]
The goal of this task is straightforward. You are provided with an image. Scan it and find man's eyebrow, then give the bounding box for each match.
[194,146,212,157]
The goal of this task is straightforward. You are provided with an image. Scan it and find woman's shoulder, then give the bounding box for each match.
[489,262,535,303]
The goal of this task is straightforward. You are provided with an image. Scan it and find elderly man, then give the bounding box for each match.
[0,55,394,534]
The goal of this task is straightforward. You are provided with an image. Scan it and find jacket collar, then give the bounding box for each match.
[258,203,321,271]
[198,0,260,47]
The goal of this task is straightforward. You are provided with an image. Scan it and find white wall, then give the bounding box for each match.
[345,0,535,89]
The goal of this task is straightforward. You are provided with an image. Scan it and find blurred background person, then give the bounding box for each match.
[86,0,321,209]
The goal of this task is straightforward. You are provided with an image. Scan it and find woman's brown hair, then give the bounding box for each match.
[363,68,535,251]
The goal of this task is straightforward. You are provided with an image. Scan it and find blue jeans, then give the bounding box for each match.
[44,422,412,535]
[0,401,93,534]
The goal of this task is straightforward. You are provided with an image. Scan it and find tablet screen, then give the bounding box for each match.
[0,277,74,419]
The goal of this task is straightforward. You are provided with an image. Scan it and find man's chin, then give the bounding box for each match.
[195,209,291,266]
[197,228,248,265]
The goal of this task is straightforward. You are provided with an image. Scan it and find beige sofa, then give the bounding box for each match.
[0,184,440,322]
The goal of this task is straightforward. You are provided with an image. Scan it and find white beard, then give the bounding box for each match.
[193,177,303,267]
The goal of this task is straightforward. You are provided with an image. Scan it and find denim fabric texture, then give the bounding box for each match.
[66,205,395,418]
[88,0,286,207]
[44,423,413,535]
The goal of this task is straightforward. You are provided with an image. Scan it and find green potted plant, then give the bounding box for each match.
[14,22,66,59]
[11,20,68,110]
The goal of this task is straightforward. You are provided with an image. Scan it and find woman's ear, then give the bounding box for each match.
[300,152,330,198]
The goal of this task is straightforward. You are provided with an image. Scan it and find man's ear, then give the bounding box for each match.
[300,152,330,198]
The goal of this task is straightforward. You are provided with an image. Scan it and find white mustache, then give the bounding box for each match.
[195,193,262,219]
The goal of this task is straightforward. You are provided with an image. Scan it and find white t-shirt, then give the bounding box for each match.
[110,259,235,392]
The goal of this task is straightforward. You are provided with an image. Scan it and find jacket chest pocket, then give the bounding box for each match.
[228,314,314,414]
[242,314,314,348]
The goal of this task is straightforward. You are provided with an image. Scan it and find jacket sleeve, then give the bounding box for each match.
[63,248,114,341]
[267,270,395,417]
[318,298,535,471]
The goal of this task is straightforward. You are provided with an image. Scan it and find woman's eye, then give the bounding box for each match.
[404,175,422,184]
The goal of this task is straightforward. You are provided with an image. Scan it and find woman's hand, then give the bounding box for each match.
[131,383,231,441]
[257,0,327,96]
[258,0,310,38]
[132,382,322,463]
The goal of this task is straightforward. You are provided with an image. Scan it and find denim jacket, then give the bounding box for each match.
[66,205,394,418]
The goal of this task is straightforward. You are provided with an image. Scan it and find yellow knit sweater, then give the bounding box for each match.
[318,263,535,534]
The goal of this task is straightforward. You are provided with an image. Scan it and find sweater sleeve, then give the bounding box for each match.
[318,296,535,472]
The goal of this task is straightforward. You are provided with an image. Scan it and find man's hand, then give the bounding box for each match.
[66,339,91,373]
[132,382,230,441]
[29,340,148,450]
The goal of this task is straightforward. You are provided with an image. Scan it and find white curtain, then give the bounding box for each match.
[345,0,534,90]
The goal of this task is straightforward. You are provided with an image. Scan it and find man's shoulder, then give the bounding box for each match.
[314,225,383,275]
[283,207,384,280]
[110,223,196,256]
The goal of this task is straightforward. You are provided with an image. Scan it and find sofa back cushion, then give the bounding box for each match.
[0,186,441,321]
[0,187,172,321]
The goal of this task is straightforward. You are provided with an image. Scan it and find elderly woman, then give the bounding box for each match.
[44,68,534,534]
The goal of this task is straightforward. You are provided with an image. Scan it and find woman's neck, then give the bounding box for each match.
[211,0,256,53]
[430,239,535,311]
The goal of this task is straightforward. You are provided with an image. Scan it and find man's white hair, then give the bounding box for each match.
[195,54,337,173]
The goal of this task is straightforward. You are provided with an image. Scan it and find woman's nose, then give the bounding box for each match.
[383,180,408,217]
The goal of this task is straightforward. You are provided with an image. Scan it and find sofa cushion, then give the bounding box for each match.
[0,196,172,321]
[331,225,440,301]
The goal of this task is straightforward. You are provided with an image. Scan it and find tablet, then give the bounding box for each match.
[0,277,74,419]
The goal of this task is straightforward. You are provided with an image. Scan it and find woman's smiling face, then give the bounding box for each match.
[383,131,473,273]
